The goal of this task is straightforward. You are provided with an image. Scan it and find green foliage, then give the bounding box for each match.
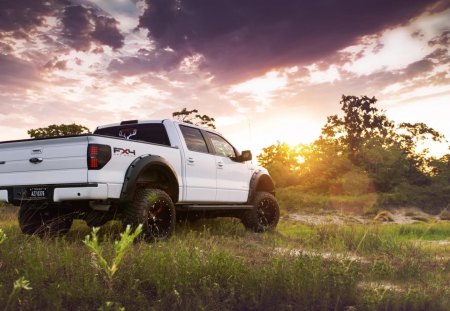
[172,108,216,129]
[28,123,90,138]
[4,276,32,311]
[258,94,450,209]
[277,186,378,214]
[321,95,395,156]
[0,229,33,311]
[257,142,301,187]
[0,228,6,244]
[98,301,125,311]
[83,225,142,287]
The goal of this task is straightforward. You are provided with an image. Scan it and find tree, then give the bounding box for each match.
[28,123,91,138]
[257,142,301,187]
[321,95,395,158]
[397,122,445,171]
[172,108,216,129]
[257,142,300,169]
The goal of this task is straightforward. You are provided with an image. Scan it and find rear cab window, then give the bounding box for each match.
[94,123,171,146]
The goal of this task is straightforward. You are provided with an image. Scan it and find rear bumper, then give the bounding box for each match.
[0,190,8,202]
[0,183,108,204]
[53,184,108,202]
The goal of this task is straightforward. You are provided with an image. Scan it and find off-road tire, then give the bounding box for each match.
[241,192,280,232]
[124,188,176,240]
[18,205,73,236]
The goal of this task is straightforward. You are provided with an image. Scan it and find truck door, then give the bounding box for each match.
[179,125,217,202]
[205,132,249,203]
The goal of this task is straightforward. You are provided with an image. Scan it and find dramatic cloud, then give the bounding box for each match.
[0,0,58,33]
[61,5,124,51]
[61,5,95,51]
[91,15,125,49]
[429,30,450,47]
[138,0,441,82]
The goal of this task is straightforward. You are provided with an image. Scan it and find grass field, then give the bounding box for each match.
[0,203,449,311]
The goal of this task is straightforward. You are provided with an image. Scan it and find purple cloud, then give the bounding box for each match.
[0,0,58,33]
[138,0,443,82]
[61,5,95,51]
[91,15,124,49]
[61,5,125,51]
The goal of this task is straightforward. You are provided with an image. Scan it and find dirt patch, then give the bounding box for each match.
[287,213,368,225]
[274,247,368,263]
[287,208,441,225]
[358,281,405,293]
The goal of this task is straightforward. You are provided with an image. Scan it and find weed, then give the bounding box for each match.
[4,276,32,311]
[1,227,32,311]
[0,228,6,244]
[83,224,142,287]
[98,301,125,311]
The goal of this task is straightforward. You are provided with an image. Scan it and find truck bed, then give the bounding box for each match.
[0,134,183,203]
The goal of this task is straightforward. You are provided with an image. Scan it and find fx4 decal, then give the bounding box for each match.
[114,147,136,156]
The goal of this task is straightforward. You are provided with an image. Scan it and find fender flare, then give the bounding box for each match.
[120,155,179,203]
[247,170,275,203]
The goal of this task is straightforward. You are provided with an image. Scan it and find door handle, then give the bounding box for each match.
[29,157,43,164]
[187,157,195,165]
[217,161,224,169]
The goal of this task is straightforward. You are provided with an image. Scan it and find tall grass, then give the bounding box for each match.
[276,186,379,214]
[0,204,449,310]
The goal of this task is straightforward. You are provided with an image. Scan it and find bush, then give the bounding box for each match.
[377,183,450,213]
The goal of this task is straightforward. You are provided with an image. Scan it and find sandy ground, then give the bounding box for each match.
[286,207,444,225]
[281,208,450,264]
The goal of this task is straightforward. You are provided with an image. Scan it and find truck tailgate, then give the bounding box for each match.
[0,136,89,186]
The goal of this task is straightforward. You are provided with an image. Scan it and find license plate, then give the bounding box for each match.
[26,187,48,199]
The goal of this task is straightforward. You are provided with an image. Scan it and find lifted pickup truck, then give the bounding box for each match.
[0,119,279,239]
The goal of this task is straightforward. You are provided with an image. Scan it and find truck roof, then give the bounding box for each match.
[96,119,222,135]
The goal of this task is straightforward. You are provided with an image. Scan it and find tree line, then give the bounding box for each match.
[258,95,450,211]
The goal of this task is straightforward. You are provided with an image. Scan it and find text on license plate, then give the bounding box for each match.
[27,187,48,198]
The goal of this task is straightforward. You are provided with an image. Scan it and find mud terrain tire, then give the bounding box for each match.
[241,192,280,232]
[125,188,176,240]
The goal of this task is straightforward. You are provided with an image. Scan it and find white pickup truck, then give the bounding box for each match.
[0,120,279,239]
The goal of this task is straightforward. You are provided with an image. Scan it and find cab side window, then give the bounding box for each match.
[180,125,209,153]
[137,124,170,146]
[207,132,236,158]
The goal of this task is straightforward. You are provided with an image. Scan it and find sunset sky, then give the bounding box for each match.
[0,0,449,156]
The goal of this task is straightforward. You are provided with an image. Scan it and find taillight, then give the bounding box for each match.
[87,144,111,170]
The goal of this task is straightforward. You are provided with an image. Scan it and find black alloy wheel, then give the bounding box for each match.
[126,188,176,240]
[241,192,280,232]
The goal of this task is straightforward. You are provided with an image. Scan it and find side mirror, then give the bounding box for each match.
[238,150,252,162]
